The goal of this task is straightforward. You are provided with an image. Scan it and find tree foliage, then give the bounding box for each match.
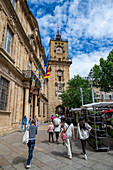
[92,50,113,92]
[60,75,92,108]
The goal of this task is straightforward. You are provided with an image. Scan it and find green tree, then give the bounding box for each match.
[93,50,113,92]
[60,75,92,108]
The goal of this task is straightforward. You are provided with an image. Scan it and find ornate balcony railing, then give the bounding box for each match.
[22,70,34,78]
[22,70,41,87]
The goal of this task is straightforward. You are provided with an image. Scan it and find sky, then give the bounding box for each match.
[27,0,113,79]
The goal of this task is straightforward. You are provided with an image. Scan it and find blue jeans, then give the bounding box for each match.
[27,140,35,165]
[55,132,59,141]
[21,124,26,132]
[81,139,86,154]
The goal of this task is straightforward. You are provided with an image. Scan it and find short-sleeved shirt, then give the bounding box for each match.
[54,118,61,132]
[64,123,74,138]
[48,124,54,132]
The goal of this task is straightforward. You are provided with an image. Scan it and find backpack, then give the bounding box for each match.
[54,118,60,127]
[61,131,66,141]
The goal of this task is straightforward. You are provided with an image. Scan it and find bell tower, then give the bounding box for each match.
[49,27,72,116]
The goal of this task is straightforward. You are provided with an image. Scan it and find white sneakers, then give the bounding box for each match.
[84,154,87,160]
[26,164,31,168]
[69,156,72,160]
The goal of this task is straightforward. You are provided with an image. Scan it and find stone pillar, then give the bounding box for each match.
[24,88,30,121]
[35,95,38,118]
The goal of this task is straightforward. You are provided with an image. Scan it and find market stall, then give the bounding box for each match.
[81,102,113,151]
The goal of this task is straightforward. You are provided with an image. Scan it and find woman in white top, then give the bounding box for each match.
[64,118,75,159]
[77,117,92,160]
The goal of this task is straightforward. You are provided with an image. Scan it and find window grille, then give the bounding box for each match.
[43,103,45,117]
[96,92,100,99]
[0,77,9,110]
[11,0,16,8]
[4,26,13,54]
[105,93,108,100]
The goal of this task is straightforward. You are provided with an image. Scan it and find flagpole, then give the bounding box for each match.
[32,54,45,79]
[40,78,46,89]
[35,65,44,81]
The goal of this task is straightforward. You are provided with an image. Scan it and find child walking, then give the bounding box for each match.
[48,121,54,144]
[61,124,66,145]
[77,117,92,160]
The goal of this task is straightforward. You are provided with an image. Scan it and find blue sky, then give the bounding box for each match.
[27,0,113,79]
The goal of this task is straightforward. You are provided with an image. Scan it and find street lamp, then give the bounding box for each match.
[80,88,84,105]
[88,68,95,103]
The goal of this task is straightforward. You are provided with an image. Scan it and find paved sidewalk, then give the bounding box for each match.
[0,123,113,170]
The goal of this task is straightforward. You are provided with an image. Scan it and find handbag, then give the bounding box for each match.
[61,125,70,140]
[22,129,29,144]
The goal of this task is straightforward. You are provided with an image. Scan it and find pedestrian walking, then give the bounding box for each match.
[50,115,55,122]
[35,116,40,131]
[61,124,66,145]
[28,115,32,125]
[47,121,54,144]
[34,117,40,146]
[53,114,61,144]
[64,118,75,159]
[26,119,37,168]
[77,117,92,160]
[21,115,27,132]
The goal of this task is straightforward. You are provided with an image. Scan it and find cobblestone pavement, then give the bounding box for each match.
[0,123,113,170]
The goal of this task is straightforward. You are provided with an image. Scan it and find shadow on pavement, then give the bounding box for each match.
[41,140,48,143]
[12,156,26,165]
[51,151,65,157]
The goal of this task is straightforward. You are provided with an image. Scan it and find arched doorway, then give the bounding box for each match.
[55,105,65,116]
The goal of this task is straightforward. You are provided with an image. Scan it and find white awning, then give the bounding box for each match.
[69,108,81,112]
[81,102,113,109]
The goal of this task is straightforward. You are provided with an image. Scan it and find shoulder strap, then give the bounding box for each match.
[66,125,70,132]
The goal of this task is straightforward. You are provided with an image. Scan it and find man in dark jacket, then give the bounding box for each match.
[26,119,37,168]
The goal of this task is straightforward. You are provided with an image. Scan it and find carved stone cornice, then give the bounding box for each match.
[0,3,3,11]
[22,81,30,88]
[7,15,16,34]
[49,60,72,66]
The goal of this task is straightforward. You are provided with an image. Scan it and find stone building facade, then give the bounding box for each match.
[0,0,48,135]
[93,86,113,102]
[49,28,72,116]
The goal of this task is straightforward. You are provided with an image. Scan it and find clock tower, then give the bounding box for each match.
[49,27,72,116]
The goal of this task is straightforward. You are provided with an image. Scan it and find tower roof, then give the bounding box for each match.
[56,27,61,41]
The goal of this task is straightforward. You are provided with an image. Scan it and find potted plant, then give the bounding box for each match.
[110,118,113,125]
[97,140,102,148]
[92,124,100,130]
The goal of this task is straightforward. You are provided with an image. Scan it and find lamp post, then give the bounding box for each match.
[80,88,84,105]
[88,69,95,103]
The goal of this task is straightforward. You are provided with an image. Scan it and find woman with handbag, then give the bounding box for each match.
[26,119,37,168]
[64,118,75,159]
[77,117,92,160]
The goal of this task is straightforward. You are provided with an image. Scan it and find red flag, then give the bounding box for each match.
[43,62,51,78]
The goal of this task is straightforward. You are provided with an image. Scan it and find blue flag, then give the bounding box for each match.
[44,55,49,73]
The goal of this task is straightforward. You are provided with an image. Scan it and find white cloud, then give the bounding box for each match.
[70,48,112,79]
[67,0,113,39]
[28,0,64,5]
[28,0,113,78]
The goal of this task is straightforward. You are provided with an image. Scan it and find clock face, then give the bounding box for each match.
[58,71,62,76]
[56,47,62,54]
